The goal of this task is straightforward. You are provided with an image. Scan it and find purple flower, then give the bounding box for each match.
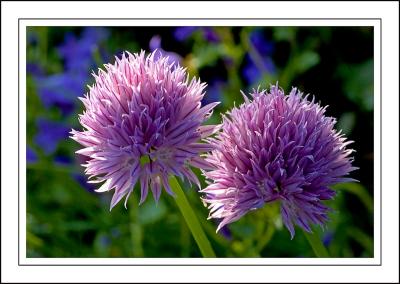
[27,63,44,77]
[54,155,73,165]
[243,30,275,85]
[37,73,84,115]
[202,85,357,238]
[174,27,198,41]
[34,118,70,155]
[149,35,182,67]
[323,231,334,246]
[202,27,219,42]
[173,27,219,43]
[203,80,224,105]
[71,50,219,210]
[242,54,275,85]
[249,29,274,55]
[33,27,109,115]
[27,146,38,164]
[58,33,93,72]
[58,27,109,72]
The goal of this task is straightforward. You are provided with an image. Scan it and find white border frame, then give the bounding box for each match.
[2,1,398,283]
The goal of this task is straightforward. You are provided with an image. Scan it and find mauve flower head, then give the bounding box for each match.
[71,50,219,210]
[202,84,357,238]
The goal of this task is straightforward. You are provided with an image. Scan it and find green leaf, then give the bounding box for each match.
[333,182,373,213]
[337,112,356,135]
[295,51,320,73]
[192,44,222,69]
[337,59,373,112]
[273,27,297,41]
[347,227,373,256]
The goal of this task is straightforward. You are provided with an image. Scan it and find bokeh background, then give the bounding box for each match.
[26,26,374,257]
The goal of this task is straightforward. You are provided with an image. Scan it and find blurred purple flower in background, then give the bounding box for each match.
[174,27,219,42]
[29,27,110,115]
[149,35,182,66]
[243,54,275,85]
[249,29,274,55]
[99,235,111,247]
[58,27,109,73]
[26,63,44,77]
[27,146,38,164]
[71,51,219,209]
[202,85,357,238]
[54,155,73,166]
[202,27,219,42]
[27,27,110,162]
[57,33,93,73]
[243,30,275,85]
[203,80,224,105]
[36,74,83,115]
[34,118,70,155]
[173,27,198,41]
[323,231,334,246]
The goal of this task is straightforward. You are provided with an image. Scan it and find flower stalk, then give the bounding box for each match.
[169,176,216,258]
[304,231,329,257]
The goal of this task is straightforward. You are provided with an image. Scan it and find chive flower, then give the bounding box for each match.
[202,85,357,238]
[71,51,219,209]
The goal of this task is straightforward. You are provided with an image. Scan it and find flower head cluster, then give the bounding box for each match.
[202,85,357,238]
[71,51,219,209]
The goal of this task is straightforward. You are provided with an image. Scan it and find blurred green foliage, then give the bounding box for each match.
[26,26,374,258]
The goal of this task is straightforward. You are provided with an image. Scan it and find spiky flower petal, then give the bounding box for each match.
[71,50,219,209]
[202,85,357,238]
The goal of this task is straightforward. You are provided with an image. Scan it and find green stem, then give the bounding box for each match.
[169,176,216,258]
[304,231,329,257]
[180,216,191,257]
[256,224,275,252]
